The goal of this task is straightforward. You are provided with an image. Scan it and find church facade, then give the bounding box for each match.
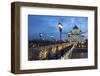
[68,25,85,43]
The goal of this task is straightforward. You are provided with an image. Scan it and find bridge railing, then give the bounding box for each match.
[28,42,74,60]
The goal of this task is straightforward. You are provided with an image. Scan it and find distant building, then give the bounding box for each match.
[68,25,85,43]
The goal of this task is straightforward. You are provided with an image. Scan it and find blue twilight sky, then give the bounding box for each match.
[28,15,88,41]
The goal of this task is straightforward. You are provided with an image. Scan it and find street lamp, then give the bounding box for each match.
[50,36,54,40]
[39,33,43,40]
[58,23,63,42]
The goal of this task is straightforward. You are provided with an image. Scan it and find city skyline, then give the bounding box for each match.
[28,15,88,41]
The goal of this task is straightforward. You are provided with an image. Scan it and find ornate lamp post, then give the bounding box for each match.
[39,33,43,40]
[50,36,54,40]
[58,23,63,42]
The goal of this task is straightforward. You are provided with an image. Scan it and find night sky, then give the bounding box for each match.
[28,15,88,41]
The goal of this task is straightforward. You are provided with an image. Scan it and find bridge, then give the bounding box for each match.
[28,41,87,60]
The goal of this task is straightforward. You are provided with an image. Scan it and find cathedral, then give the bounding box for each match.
[68,25,85,43]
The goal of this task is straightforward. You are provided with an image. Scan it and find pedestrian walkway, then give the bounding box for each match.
[60,42,77,59]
